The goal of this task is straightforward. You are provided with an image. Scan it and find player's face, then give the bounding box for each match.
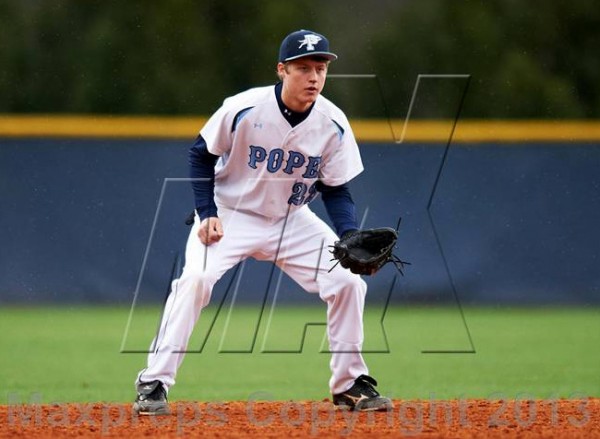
[278,58,328,112]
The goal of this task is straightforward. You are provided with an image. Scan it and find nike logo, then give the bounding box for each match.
[143,385,153,390]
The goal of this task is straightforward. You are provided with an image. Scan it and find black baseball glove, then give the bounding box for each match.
[330,227,410,276]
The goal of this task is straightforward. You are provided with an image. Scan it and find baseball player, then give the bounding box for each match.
[133,29,393,414]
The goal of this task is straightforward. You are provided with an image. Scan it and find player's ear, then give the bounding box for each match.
[276,62,286,81]
[275,63,283,81]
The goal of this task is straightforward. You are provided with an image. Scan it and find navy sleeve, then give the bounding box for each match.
[189,135,219,220]
[317,181,359,238]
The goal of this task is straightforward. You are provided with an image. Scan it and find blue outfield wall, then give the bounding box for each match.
[0,137,599,305]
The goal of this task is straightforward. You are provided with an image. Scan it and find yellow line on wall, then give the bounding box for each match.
[0,115,206,140]
[350,120,600,142]
[1,115,600,142]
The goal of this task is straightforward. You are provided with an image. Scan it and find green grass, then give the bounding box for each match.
[0,305,598,404]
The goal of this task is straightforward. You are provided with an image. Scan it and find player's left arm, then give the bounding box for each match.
[317,181,358,238]
[317,114,363,238]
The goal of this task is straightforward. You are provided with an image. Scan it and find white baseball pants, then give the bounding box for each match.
[137,205,368,395]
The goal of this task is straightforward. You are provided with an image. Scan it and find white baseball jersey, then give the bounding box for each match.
[200,86,364,218]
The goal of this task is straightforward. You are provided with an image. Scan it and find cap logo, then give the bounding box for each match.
[298,34,322,51]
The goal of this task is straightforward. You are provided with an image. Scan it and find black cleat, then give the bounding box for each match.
[332,374,393,411]
[133,380,169,415]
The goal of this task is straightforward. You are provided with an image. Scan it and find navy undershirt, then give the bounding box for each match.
[189,85,358,237]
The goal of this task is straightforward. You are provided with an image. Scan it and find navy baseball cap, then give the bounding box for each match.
[278,29,338,63]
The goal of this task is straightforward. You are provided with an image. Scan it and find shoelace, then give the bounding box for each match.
[354,375,380,397]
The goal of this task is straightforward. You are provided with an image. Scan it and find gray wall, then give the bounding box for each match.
[1,138,598,305]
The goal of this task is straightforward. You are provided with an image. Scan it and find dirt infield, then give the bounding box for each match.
[1,398,598,438]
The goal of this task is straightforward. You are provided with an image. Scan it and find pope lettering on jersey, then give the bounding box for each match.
[133,29,393,415]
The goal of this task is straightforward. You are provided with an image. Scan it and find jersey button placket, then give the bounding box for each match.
[283,130,295,150]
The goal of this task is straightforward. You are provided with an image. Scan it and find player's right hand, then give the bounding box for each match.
[198,217,224,245]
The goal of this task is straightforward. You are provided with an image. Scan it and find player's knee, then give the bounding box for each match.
[185,265,219,283]
[181,268,218,302]
[345,275,367,296]
[326,272,366,302]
